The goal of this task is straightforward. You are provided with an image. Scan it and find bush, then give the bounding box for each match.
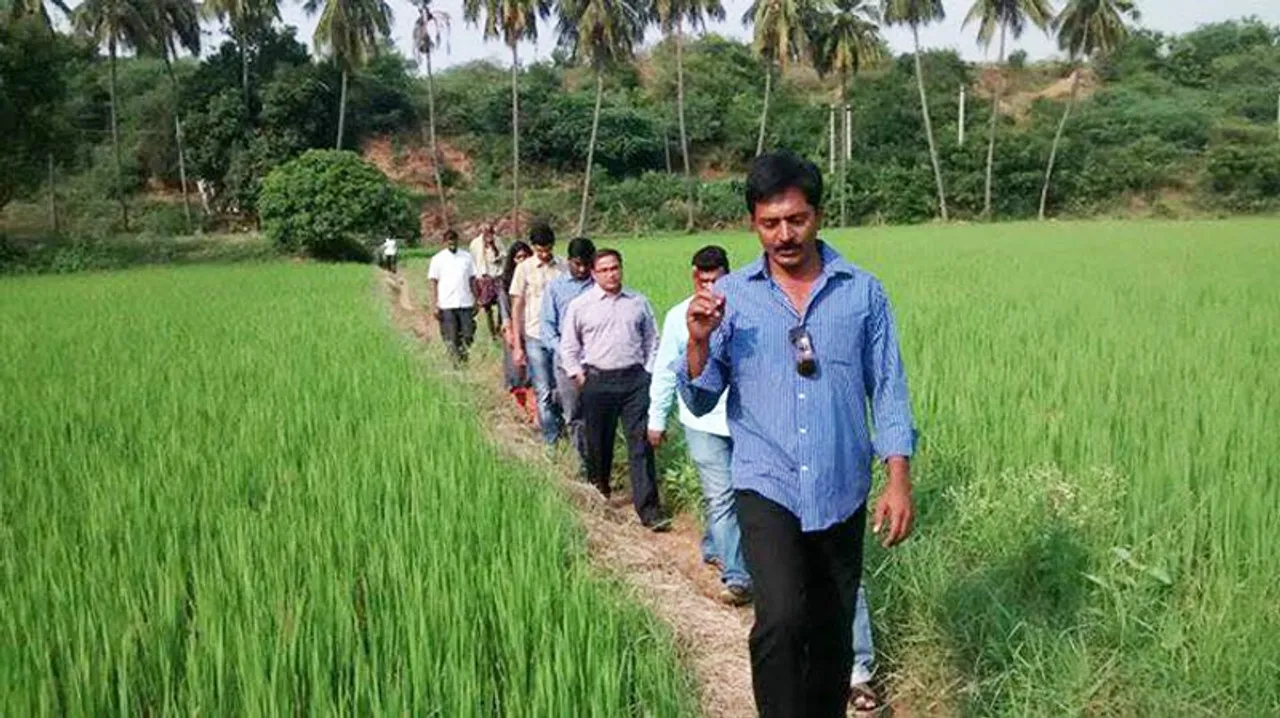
[258,150,418,260]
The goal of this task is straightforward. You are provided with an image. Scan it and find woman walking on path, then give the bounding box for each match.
[499,241,536,422]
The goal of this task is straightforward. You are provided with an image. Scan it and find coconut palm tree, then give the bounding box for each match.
[202,0,280,103]
[1038,0,1136,219]
[808,0,882,227]
[413,0,451,227]
[964,0,1054,219]
[463,0,554,238]
[558,0,646,234]
[743,0,816,157]
[882,0,948,221]
[9,0,73,31]
[75,0,153,230]
[148,0,201,232]
[305,0,394,150]
[652,0,725,232]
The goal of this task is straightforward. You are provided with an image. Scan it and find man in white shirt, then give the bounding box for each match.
[468,223,506,340]
[380,237,398,273]
[648,246,749,601]
[427,229,480,365]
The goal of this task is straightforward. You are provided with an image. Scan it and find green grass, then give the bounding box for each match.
[617,218,1280,716]
[0,264,697,716]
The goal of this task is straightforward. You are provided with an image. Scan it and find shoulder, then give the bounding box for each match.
[664,296,692,325]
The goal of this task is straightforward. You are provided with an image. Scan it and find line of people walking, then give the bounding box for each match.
[417,149,917,716]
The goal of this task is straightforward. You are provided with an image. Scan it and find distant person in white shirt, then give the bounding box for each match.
[468,223,506,340]
[380,237,399,273]
[427,229,479,365]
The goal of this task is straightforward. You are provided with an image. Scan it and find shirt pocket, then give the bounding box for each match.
[814,306,868,368]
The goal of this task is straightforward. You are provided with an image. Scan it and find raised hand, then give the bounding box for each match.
[686,287,726,344]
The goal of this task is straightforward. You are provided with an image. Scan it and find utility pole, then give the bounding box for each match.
[828,105,836,175]
[959,85,967,146]
[844,105,853,160]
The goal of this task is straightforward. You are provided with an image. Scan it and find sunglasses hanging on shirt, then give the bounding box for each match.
[788,325,817,377]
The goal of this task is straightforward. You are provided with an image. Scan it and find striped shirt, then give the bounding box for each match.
[676,242,916,532]
[540,275,593,353]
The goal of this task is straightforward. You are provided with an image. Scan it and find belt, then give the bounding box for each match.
[584,364,645,378]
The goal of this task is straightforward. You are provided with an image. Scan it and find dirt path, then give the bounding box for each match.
[380,270,758,718]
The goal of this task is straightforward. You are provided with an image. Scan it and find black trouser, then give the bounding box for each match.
[439,307,475,363]
[580,365,661,524]
[736,490,866,718]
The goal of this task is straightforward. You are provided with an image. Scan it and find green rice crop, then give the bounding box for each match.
[620,218,1280,716]
[0,265,697,716]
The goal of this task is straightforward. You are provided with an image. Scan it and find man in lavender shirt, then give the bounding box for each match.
[560,248,669,532]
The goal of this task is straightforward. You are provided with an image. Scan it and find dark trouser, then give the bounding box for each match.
[736,490,866,718]
[554,358,588,475]
[580,365,661,524]
[439,307,476,363]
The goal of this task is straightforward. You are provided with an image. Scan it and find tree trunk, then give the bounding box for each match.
[577,72,604,235]
[510,43,521,239]
[1038,67,1082,220]
[983,23,1007,220]
[164,53,194,234]
[424,49,449,229]
[676,20,694,232]
[48,152,59,234]
[240,30,250,104]
[756,64,772,157]
[335,67,348,150]
[839,75,847,228]
[663,124,672,174]
[108,38,128,230]
[913,26,948,221]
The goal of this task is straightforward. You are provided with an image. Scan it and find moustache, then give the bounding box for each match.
[773,242,803,253]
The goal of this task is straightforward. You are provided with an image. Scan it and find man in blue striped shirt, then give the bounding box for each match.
[677,150,916,717]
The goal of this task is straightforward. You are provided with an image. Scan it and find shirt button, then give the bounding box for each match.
[799,428,808,435]
[801,465,810,472]
[798,393,806,400]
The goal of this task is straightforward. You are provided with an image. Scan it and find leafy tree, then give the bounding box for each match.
[881,0,949,220]
[462,0,554,236]
[743,0,816,156]
[6,0,71,32]
[964,0,1053,218]
[652,0,725,231]
[75,0,154,229]
[258,149,417,259]
[304,0,393,150]
[201,0,280,102]
[0,15,77,211]
[558,0,647,233]
[808,0,882,226]
[1039,0,1138,219]
[147,0,201,231]
[413,0,451,225]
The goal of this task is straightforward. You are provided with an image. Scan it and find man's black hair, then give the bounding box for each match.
[528,221,556,247]
[745,149,824,216]
[592,248,622,268]
[567,236,596,262]
[691,245,730,273]
[443,229,459,243]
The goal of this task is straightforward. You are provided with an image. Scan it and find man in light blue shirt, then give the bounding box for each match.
[678,150,916,717]
[648,245,750,605]
[541,237,596,473]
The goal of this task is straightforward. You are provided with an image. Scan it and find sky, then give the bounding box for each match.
[259,0,1280,72]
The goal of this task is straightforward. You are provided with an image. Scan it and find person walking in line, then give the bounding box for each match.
[469,223,506,340]
[380,236,399,273]
[510,222,569,445]
[541,236,596,476]
[677,150,916,717]
[499,241,536,422]
[648,245,751,605]
[561,249,669,532]
[427,229,480,365]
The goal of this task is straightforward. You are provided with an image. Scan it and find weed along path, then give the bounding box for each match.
[381,268,757,718]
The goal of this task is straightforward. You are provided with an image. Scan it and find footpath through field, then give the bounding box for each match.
[382,266,761,718]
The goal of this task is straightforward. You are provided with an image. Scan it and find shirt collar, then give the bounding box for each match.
[745,240,853,281]
[591,284,631,299]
